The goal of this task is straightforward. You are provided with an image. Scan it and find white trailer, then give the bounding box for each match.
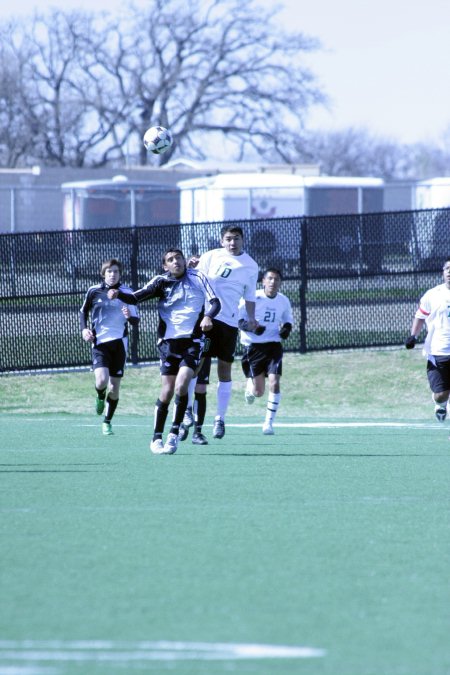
[413,177,450,210]
[178,173,384,224]
[410,178,450,269]
[61,175,180,230]
[177,173,384,268]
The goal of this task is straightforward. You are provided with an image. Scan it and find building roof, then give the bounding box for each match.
[177,172,384,190]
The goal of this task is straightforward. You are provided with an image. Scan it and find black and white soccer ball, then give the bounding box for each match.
[143,126,173,154]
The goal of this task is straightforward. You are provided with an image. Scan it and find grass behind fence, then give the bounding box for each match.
[0,348,432,420]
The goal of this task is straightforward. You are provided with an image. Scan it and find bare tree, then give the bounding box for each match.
[298,128,403,178]
[30,10,130,166]
[110,0,325,165]
[0,0,325,167]
[0,10,130,167]
[299,127,450,180]
[0,43,30,167]
[3,3,450,176]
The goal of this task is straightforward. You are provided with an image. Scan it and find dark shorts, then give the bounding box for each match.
[427,355,450,393]
[241,342,283,378]
[196,356,211,385]
[92,339,127,377]
[205,319,238,363]
[158,338,204,376]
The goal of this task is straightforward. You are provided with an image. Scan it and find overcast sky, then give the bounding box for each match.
[268,0,450,145]
[1,0,449,145]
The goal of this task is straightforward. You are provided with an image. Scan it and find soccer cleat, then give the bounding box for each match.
[213,418,225,439]
[163,432,179,454]
[262,422,274,435]
[183,407,194,428]
[192,432,208,445]
[244,386,255,405]
[435,406,447,422]
[178,424,190,442]
[102,421,113,435]
[150,438,165,454]
[96,396,105,415]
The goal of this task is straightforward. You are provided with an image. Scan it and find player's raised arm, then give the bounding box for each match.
[108,276,168,304]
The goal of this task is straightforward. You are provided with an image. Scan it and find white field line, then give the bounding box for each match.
[76,421,442,429]
[0,668,57,675]
[0,640,325,662]
[232,421,441,428]
[19,417,442,430]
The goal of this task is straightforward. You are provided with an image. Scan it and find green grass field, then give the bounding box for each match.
[1,350,450,675]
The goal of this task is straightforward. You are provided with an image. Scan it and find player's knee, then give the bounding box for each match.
[175,384,189,397]
[95,376,108,390]
[434,391,449,404]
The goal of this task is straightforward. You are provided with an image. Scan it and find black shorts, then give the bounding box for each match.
[196,356,211,385]
[205,319,238,363]
[92,339,127,377]
[427,355,450,393]
[158,338,204,376]
[241,342,283,378]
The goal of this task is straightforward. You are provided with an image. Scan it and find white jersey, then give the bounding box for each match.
[239,290,294,346]
[197,248,258,327]
[415,282,450,356]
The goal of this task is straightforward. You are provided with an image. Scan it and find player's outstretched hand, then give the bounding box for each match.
[405,335,416,349]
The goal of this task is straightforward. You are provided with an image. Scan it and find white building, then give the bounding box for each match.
[178,173,384,223]
[413,177,450,210]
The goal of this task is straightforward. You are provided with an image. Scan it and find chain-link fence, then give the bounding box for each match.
[1,207,449,373]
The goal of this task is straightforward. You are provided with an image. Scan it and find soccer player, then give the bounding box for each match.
[405,257,450,422]
[108,248,220,455]
[239,268,293,434]
[80,258,140,435]
[184,225,259,440]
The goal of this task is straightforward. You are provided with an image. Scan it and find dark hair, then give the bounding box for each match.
[100,258,122,277]
[263,267,283,280]
[220,225,244,238]
[162,248,185,265]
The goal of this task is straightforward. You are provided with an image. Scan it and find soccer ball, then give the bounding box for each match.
[143,126,173,154]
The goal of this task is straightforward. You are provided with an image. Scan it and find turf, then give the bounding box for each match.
[1,413,449,675]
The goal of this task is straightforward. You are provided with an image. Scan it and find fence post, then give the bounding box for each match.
[129,226,139,365]
[299,217,307,353]
[10,187,16,233]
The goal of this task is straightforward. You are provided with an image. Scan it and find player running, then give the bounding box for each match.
[405,257,450,422]
[79,258,140,436]
[239,268,293,435]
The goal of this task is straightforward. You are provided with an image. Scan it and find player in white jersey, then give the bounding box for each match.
[80,259,140,436]
[405,258,450,422]
[108,248,220,454]
[239,268,293,435]
[183,225,259,441]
